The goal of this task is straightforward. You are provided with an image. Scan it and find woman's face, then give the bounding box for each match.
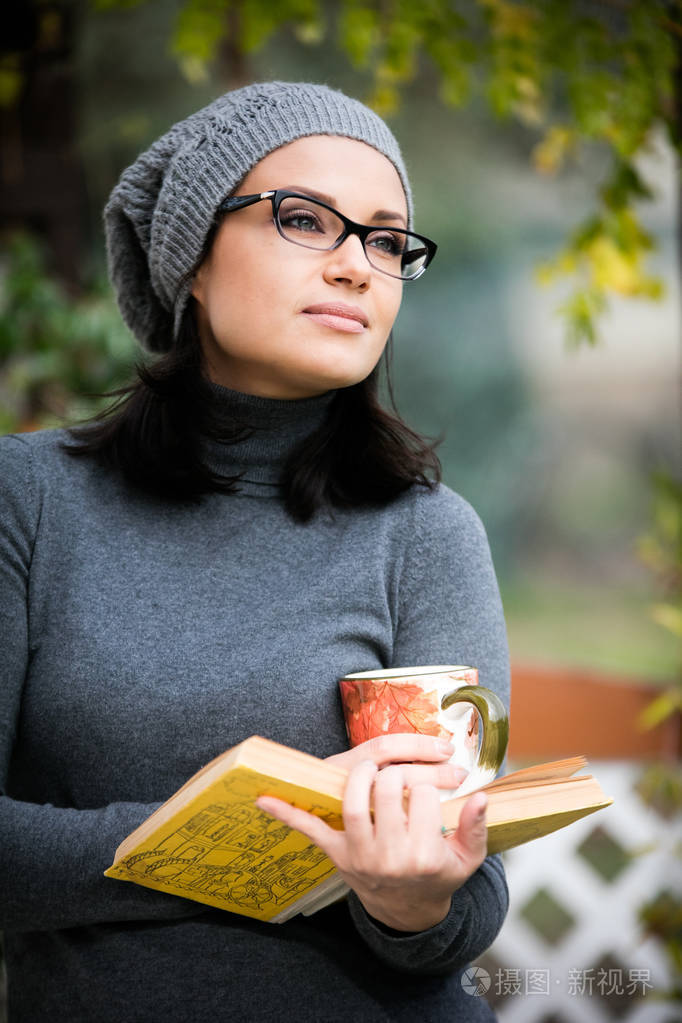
[191,135,406,399]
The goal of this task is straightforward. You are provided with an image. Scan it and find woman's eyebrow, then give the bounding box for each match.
[281,185,407,227]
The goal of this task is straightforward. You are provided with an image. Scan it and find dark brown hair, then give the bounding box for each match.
[63,304,441,521]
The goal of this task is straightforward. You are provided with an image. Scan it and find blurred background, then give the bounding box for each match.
[1,1,680,1020]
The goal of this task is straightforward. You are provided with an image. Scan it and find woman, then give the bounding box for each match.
[0,81,510,1021]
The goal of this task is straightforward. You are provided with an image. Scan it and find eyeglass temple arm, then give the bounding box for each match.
[220,190,275,213]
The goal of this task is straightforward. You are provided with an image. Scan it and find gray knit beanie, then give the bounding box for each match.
[104,81,412,353]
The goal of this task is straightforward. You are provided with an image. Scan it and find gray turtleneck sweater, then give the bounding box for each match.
[0,385,510,1022]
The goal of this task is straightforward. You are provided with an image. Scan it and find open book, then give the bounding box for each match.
[105,736,613,923]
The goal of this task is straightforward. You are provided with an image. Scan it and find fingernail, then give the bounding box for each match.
[475,794,488,818]
[446,766,469,785]
[437,740,455,756]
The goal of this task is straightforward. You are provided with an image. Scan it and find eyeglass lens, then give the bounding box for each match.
[275,196,428,280]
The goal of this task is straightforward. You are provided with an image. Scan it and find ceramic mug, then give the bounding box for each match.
[339,665,508,797]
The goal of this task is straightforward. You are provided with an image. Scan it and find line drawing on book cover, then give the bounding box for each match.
[115,772,340,913]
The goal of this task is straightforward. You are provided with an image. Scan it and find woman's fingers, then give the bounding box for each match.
[255,795,340,855]
[372,765,408,836]
[341,760,378,845]
[325,733,454,771]
[256,773,489,926]
[406,780,443,842]
[445,792,489,870]
[405,782,449,876]
[327,736,469,791]
[400,762,469,790]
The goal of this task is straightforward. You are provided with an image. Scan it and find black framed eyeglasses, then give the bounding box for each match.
[217,189,437,281]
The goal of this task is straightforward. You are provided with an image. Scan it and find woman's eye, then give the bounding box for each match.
[279,208,323,233]
[368,232,404,256]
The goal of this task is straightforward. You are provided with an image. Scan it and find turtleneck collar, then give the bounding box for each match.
[200,381,337,497]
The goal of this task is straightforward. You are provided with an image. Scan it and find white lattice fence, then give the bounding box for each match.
[470,761,681,1022]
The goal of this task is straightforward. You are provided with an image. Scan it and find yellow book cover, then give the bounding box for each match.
[105,739,613,922]
[105,737,349,923]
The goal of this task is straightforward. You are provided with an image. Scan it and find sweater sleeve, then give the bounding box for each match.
[0,434,202,932]
[348,484,510,973]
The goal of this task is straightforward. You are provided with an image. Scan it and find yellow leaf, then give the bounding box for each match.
[586,237,641,294]
[534,248,578,287]
[178,56,209,84]
[532,126,575,175]
[640,276,666,300]
[294,20,324,45]
[638,689,682,730]
[650,603,682,638]
[368,84,399,117]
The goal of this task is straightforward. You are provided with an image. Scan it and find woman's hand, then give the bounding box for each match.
[325,732,471,791]
[255,734,488,933]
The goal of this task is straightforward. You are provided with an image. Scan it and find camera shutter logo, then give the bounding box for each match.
[461,966,491,996]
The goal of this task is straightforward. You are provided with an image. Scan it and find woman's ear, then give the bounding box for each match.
[191,266,205,304]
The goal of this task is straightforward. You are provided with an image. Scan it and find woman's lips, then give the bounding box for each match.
[301,304,368,334]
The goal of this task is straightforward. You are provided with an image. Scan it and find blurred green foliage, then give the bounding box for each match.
[0,233,135,433]
[636,473,682,721]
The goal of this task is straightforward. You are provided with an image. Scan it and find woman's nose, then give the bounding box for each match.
[322,233,371,290]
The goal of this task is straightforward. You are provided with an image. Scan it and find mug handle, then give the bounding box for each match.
[440,685,509,793]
